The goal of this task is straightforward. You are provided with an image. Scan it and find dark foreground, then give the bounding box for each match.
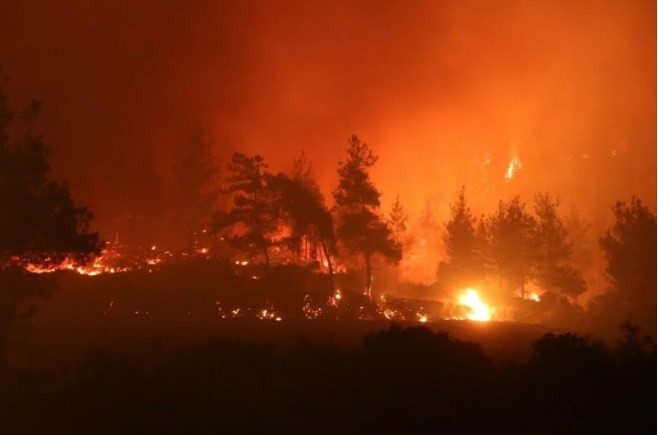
[1,323,655,435]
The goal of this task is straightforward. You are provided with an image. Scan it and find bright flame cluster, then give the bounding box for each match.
[458,289,491,322]
[504,156,522,181]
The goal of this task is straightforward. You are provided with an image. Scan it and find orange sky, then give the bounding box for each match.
[0,0,655,243]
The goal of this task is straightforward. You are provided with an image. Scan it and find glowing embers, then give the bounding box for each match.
[256,302,283,321]
[302,295,323,319]
[458,288,491,322]
[376,294,405,321]
[504,156,522,182]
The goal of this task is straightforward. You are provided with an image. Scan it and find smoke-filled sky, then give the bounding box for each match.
[0,0,655,241]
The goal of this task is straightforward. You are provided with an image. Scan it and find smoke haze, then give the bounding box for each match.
[1,0,654,244]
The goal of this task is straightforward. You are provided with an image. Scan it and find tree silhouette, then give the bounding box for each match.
[388,194,409,247]
[291,151,324,204]
[333,135,401,297]
[171,129,219,253]
[437,186,485,290]
[0,79,102,363]
[0,84,102,268]
[532,193,585,299]
[267,171,337,293]
[211,153,278,266]
[564,205,594,282]
[284,152,330,263]
[485,196,535,300]
[597,197,656,330]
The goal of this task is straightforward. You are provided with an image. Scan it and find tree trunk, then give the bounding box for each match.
[321,239,334,297]
[365,251,372,299]
[305,237,309,264]
[263,246,270,267]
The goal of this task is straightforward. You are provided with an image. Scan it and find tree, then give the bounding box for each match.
[0,89,102,268]
[267,172,337,293]
[564,205,594,282]
[388,194,408,247]
[596,197,656,331]
[285,151,329,262]
[211,153,277,266]
[485,196,535,300]
[171,129,219,252]
[291,151,323,203]
[333,135,401,297]
[0,79,102,362]
[437,187,484,290]
[532,193,585,299]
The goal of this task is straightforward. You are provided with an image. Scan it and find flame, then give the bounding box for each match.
[458,289,491,321]
[24,255,126,276]
[528,292,541,302]
[504,156,522,181]
[257,308,282,321]
[328,289,342,307]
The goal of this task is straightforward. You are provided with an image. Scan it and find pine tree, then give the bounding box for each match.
[268,156,336,293]
[0,81,102,363]
[0,89,102,267]
[597,197,656,328]
[485,196,535,300]
[388,194,408,246]
[333,135,401,297]
[437,187,484,289]
[211,153,277,266]
[532,193,585,299]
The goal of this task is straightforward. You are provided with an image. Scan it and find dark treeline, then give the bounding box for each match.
[0,324,654,434]
[211,135,402,299]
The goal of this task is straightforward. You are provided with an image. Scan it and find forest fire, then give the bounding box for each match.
[0,2,655,433]
[458,289,492,322]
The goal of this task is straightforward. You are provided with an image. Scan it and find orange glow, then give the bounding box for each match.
[458,289,492,322]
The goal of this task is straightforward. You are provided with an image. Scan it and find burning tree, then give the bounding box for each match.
[278,152,334,265]
[333,135,401,298]
[211,153,278,266]
[267,169,337,293]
